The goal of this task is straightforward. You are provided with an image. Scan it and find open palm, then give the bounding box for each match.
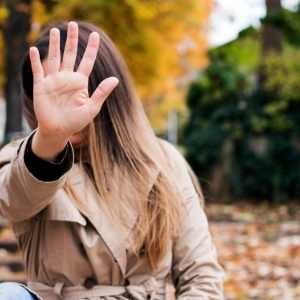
[29,21,119,140]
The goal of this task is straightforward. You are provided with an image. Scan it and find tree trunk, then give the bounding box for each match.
[258,0,283,87]
[210,138,233,202]
[262,0,283,54]
[3,0,32,143]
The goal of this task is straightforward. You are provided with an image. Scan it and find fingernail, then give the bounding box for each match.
[29,47,36,55]
[51,27,59,35]
[110,77,119,86]
[107,77,119,87]
[69,21,77,29]
[101,77,119,93]
[90,32,99,39]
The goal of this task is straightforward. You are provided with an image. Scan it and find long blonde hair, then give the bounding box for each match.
[21,20,185,270]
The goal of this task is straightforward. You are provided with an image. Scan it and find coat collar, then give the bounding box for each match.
[65,162,160,276]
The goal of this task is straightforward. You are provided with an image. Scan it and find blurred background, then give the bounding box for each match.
[0,0,299,299]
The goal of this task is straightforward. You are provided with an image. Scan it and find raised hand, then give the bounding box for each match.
[29,21,119,160]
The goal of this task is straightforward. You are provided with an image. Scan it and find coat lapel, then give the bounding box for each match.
[64,162,160,276]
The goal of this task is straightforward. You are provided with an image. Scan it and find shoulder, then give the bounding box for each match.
[157,137,187,169]
[157,137,205,207]
[156,137,191,184]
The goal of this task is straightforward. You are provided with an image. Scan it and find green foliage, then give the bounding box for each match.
[210,27,261,75]
[183,56,249,181]
[182,12,300,201]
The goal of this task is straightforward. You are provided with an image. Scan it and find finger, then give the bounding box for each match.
[61,21,78,72]
[47,27,61,75]
[29,47,45,85]
[77,31,100,77]
[88,77,119,115]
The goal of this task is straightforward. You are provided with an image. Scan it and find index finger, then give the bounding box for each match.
[29,47,45,85]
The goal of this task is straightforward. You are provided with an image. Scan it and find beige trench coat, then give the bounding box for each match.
[0,130,224,300]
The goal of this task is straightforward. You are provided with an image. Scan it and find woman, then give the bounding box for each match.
[0,20,224,299]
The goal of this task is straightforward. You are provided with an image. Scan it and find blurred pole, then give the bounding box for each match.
[167,110,178,145]
[3,0,33,143]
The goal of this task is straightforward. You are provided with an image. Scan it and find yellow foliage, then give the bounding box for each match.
[0,5,9,23]
[32,0,212,131]
[0,4,9,96]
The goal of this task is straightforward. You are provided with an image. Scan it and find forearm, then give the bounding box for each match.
[173,206,224,300]
[31,128,68,161]
[0,130,74,222]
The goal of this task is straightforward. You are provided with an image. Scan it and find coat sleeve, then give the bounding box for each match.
[160,140,225,300]
[0,129,74,222]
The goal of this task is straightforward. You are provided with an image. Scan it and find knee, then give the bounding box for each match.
[0,282,34,300]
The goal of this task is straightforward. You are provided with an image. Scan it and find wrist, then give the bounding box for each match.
[31,128,69,161]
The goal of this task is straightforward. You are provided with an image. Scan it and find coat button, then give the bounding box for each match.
[83,276,97,289]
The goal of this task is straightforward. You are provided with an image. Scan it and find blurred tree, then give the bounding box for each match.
[182,57,246,200]
[262,0,283,54]
[259,0,283,86]
[2,0,33,143]
[182,1,300,202]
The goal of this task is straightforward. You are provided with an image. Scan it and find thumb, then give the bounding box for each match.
[87,76,119,118]
[90,77,119,107]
